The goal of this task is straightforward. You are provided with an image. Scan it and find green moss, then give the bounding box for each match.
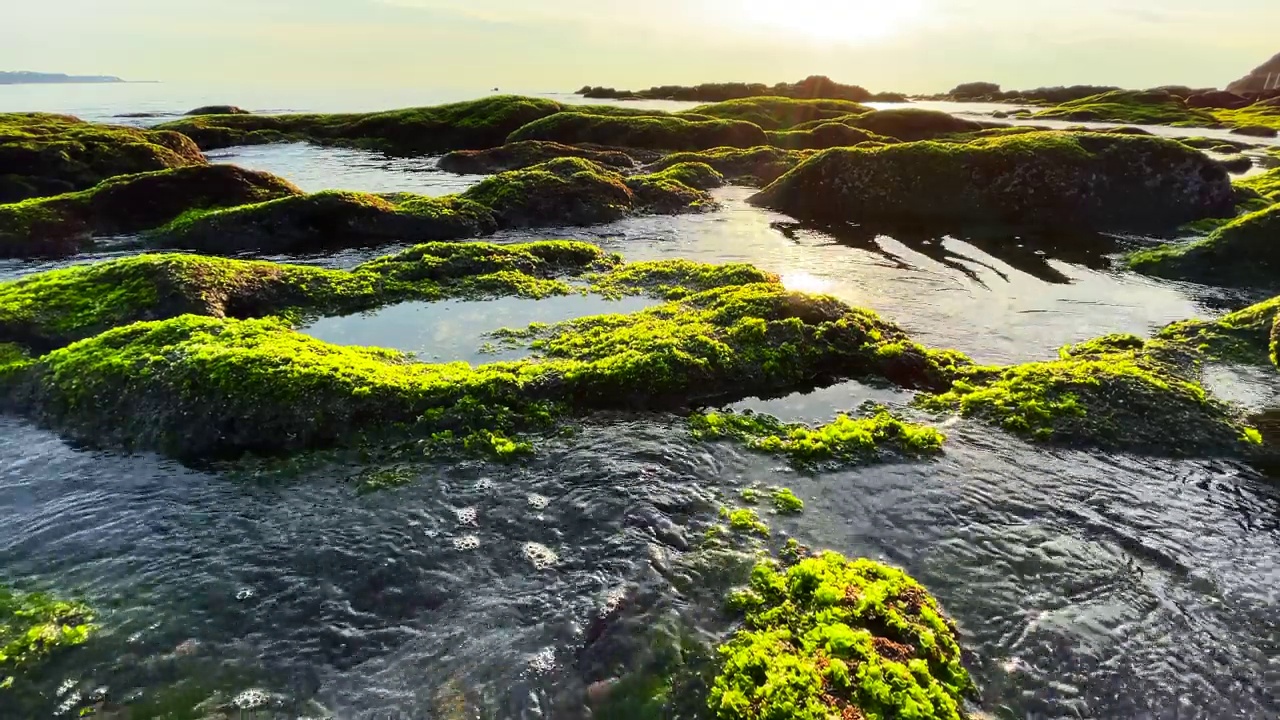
[437,140,636,174]
[506,112,768,151]
[0,112,206,202]
[352,466,417,494]
[682,97,871,131]
[1033,90,1219,126]
[0,241,615,351]
[843,108,989,141]
[1127,203,1280,286]
[0,165,302,258]
[918,336,1255,453]
[739,487,762,504]
[1236,166,1280,202]
[9,282,960,458]
[1214,103,1280,132]
[770,487,804,514]
[752,131,1236,233]
[722,507,770,537]
[690,407,945,464]
[461,157,636,228]
[767,123,888,150]
[623,169,719,215]
[590,259,776,300]
[650,147,813,186]
[639,161,725,190]
[1157,294,1280,366]
[710,552,972,720]
[155,95,564,154]
[0,585,97,691]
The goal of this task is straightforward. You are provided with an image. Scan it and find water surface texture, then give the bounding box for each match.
[1,90,1278,719]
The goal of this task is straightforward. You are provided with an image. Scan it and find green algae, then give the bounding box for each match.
[839,108,989,141]
[0,112,206,202]
[1215,103,1280,133]
[0,165,302,258]
[506,112,768,151]
[689,407,945,465]
[437,140,636,175]
[682,97,870,131]
[649,147,813,186]
[638,161,724,190]
[1127,203,1280,287]
[918,336,1256,453]
[156,95,564,154]
[0,585,97,691]
[710,552,972,720]
[589,259,775,300]
[752,131,1236,233]
[1236,166,1280,202]
[0,241,616,351]
[579,76,878,104]
[1033,90,1219,126]
[1157,294,1280,367]
[461,157,636,228]
[770,487,804,514]
[722,507,770,537]
[767,123,888,150]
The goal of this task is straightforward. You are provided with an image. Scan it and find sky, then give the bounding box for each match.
[3,0,1278,93]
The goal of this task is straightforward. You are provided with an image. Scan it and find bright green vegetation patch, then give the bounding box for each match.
[155,95,564,154]
[690,407,945,465]
[589,259,775,300]
[1236,166,1280,202]
[0,112,206,202]
[462,157,636,227]
[1127,203,1280,287]
[722,507,770,537]
[918,335,1257,454]
[650,147,814,186]
[1033,90,1219,126]
[5,282,963,458]
[0,241,618,351]
[752,131,1236,233]
[0,585,97,690]
[437,140,636,175]
[681,97,871,131]
[1215,103,1280,132]
[770,487,804,514]
[0,165,302,258]
[1157,294,1280,367]
[711,552,972,720]
[506,112,768,151]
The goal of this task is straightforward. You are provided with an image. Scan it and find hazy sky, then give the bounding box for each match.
[4,0,1278,92]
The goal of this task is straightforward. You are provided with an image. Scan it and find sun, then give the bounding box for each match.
[733,0,927,44]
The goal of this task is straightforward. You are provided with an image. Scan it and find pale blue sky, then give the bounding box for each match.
[3,0,1277,92]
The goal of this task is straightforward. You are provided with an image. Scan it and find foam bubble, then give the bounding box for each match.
[528,647,557,675]
[522,542,559,570]
[527,494,550,510]
[455,507,478,526]
[232,689,270,710]
[235,588,255,601]
[474,477,494,492]
[453,535,480,551]
[54,692,81,716]
[56,680,77,697]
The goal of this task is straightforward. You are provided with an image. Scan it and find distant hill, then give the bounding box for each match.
[1227,52,1280,94]
[0,71,125,85]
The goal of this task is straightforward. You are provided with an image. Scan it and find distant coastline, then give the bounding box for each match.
[0,71,133,85]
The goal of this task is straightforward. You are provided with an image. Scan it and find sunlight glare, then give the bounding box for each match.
[733,0,928,44]
[780,272,833,294]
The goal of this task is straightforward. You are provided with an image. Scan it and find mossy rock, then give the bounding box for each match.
[690,406,945,464]
[842,108,989,141]
[681,97,871,131]
[460,157,637,227]
[1127,203,1280,287]
[710,552,973,720]
[156,95,564,154]
[3,283,960,458]
[1033,89,1218,126]
[1,585,97,691]
[0,112,206,202]
[751,131,1236,233]
[1219,155,1254,174]
[918,335,1258,454]
[148,190,497,254]
[184,105,249,116]
[621,163,722,215]
[767,123,887,150]
[1157,294,1280,366]
[0,165,302,258]
[506,112,768,151]
[1237,166,1280,202]
[649,147,813,186]
[437,140,635,175]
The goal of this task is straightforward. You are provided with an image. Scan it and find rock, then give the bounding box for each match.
[0,165,302,258]
[1185,91,1252,110]
[0,112,206,202]
[1033,89,1216,125]
[185,105,249,115]
[1231,125,1279,138]
[750,131,1235,233]
[767,122,887,150]
[681,97,870,131]
[1128,203,1280,287]
[949,81,1002,100]
[648,147,811,186]
[1219,155,1254,174]
[1227,51,1280,95]
[505,112,768,151]
[841,108,989,141]
[437,140,635,174]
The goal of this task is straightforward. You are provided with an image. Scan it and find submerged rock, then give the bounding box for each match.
[149,190,497,254]
[506,112,768,151]
[0,584,97,691]
[437,140,635,174]
[0,165,302,257]
[750,131,1236,233]
[156,95,564,154]
[689,406,944,465]
[1127,203,1280,287]
[0,112,206,202]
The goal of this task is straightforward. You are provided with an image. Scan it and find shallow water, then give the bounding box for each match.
[2,96,1280,719]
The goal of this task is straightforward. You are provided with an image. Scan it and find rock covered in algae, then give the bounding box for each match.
[689,406,945,464]
[836,107,991,141]
[649,147,814,186]
[751,131,1236,233]
[680,97,871,131]
[156,95,565,153]
[1032,89,1218,126]
[0,165,302,257]
[0,584,97,690]
[710,551,973,720]
[506,112,769,151]
[437,140,636,174]
[1127,202,1280,287]
[0,112,206,202]
[0,241,618,351]
[184,105,249,116]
